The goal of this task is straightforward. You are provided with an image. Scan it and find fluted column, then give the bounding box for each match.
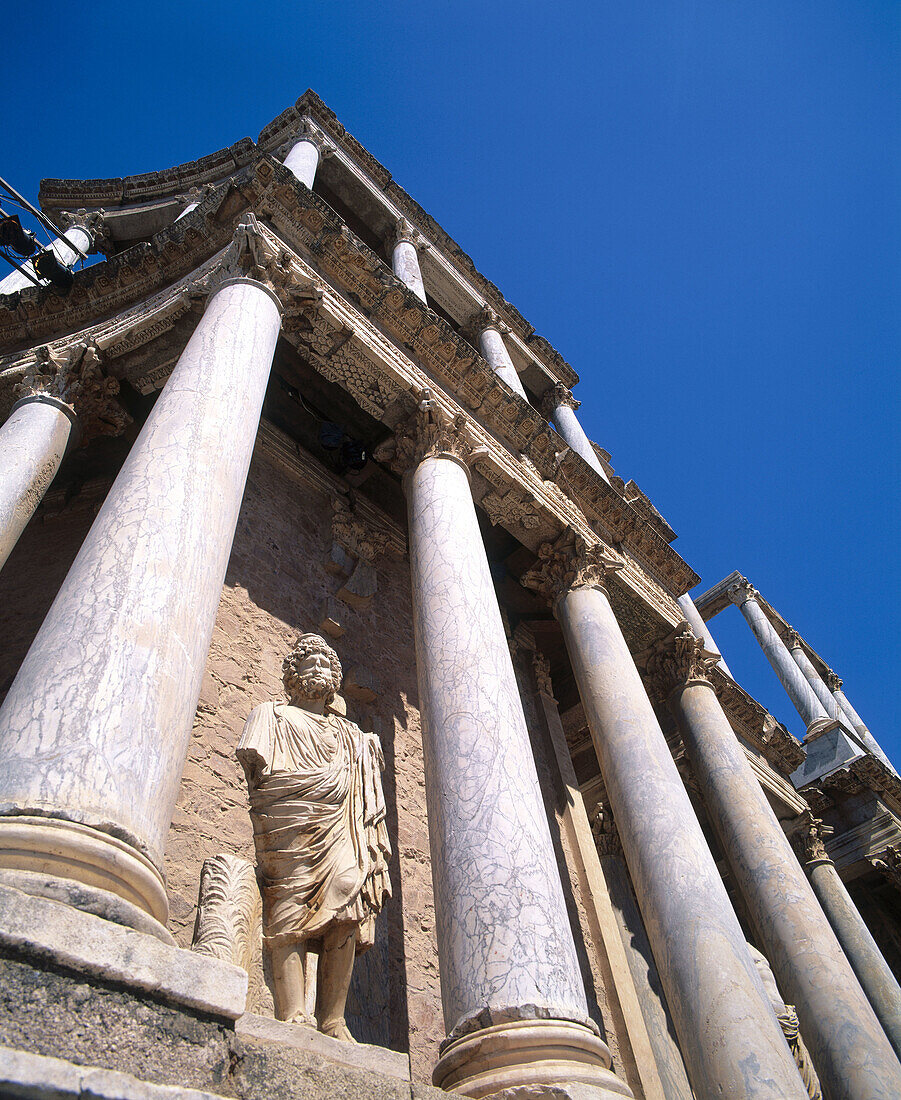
[788,814,901,1062]
[824,669,896,776]
[645,624,901,1100]
[522,540,807,1100]
[463,306,528,400]
[0,220,286,938]
[0,222,93,295]
[676,591,733,678]
[540,383,610,482]
[391,218,428,303]
[281,116,334,189]
[401,408,631,1100]
[0,343,129,572]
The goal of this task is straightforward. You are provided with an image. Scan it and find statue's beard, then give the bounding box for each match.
[291,672,332,703]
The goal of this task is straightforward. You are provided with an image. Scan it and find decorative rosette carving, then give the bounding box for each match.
[520,536,622,608]
[539,382,580,421]
[640,622,720,702]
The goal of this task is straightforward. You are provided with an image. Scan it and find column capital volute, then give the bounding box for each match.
[825,669,843,692]
[727,578,758,608]
[539,382,580,420]
[785,810,835,867]
[14,340,130,443]
[391,217,429,253]
[639,622,720,704]
[461,304,509,344]
[520,536,622,610]
[373,390,484,477]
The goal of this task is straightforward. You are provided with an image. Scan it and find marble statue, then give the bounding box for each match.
[237,633,391,1040]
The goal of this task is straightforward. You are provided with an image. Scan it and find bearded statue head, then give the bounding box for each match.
[282,633,343,706]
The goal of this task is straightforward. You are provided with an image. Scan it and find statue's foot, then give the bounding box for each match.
[285,1011,317,1029]
[319,1017,356,1042]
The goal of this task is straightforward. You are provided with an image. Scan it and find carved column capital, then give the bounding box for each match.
[282,115,336,159]
[331,496,393,564]
[392,217,428,252]
[373,391,483,476]
[785,811,834,866]
[462,305,509,344]
[520,537,622,609]
[727,578,758,608]
[783,627,803,651]
[539,382,580,420]
[640,622,720,703]
[15,341,130,441]
[57,208,109,253]
[869,845,901,892]
[591,801,623,858]
[825,670,843,692]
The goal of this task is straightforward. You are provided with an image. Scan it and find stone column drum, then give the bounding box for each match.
[540,384,610,482]
[0,264,282,937]
[391,219,428,303]
[403,412,631,1099]
[790,816,901,1062]
[465,307,528,400]
[0,394,78,571]
[648,625,901,1100]
[523,541,808,1100]
[282,117,332,189]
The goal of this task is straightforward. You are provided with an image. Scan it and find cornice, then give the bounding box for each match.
[710,668,806,774]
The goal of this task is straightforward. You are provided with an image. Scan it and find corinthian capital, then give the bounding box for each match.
[58,208,110,253]
[783,628,803,651]
[785,811,834,866]
[640,622,719,702]
[374,391,479,474]
[539,382,580,420]
[288,116,336,158]
[392,217,428,252]
[825,670,843,692]
[520,536,622,608]
[461,304,509,344]
[727,578,758,608]
[15,341,130,441]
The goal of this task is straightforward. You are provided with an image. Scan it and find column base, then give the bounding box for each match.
[433,1019,633,1099]
[0,815,169,932]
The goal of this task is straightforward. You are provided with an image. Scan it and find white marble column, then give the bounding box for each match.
[404,413,630,1099]
[789,815,901,1063]
[0,225,92,295]
[523,541,807,1100]
[823,669,897,775]
[676,591,733,678]
[540,383,610,482]
[728,581,830,733]
[0,394,78,571]
[281,117,333,189]
[0,255,282,938]
[465,306,528,400]
[391,218,427,303]
[649,625,901,1100]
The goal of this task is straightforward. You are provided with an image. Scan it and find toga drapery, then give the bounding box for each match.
[237,701,391,951]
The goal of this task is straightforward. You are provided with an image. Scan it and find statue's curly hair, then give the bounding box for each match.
[282,633,342,703]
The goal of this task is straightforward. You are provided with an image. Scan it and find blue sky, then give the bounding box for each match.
[5,2,899,763]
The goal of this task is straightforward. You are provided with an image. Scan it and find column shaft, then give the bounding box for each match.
[407,450,629,1098]
[671,671,901,1099]
[283,140,320,188]
[829,680,896,775]
[0,277,281,928]
[786,639,843,721]
[805,855,901,1061]
[551,400,610,482]
[555,581,806,1099]
[0,396,78,571]
[676,593,733,678]
[392,239,427,302]
[478,327,528,400]
[0,226,92,294]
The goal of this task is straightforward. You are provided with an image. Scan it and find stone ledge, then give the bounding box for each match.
[0,1044,228,1099]
[236,1011,410,1081]
[0,882,246,1019]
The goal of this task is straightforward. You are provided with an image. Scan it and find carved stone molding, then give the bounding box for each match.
[785,811,834,866]
[190,852,261,972]
[590,801,623,859]
[727,578,758,607]
[539,382,580,420]
[869,845,901,892]
[531,650,554,698]
[461,304,509,345]
[331,495,396,564]
[520,536,623,608]
[15,341,130,441]
[825,670,843,692]
[480,489,541,530]
[640,622,719,703]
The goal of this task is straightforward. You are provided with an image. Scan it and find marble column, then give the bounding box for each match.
[403,410,631,1099]
[824,669,897,775]
[676,591,733,678]
[0,224,92,295]
[728,581,830,734]
[0,394,77,571]
[465,306,528,400]
[281,116,333,189]
[789,815,901,1062]
[0,241,283,938]
[540,383,610,483]
[647,624,901,1100]
[391,218,428,303]
[522,540,808,1100]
